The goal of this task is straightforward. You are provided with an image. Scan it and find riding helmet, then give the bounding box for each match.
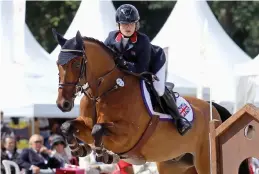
[116,4,140,24]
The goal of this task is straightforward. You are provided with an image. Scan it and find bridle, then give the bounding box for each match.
[58,46,125,125]
[59,47,125,96]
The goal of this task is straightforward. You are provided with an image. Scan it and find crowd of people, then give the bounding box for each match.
[0,110,134,174]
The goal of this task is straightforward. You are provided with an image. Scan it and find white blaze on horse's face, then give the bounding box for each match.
[56,57,82,112]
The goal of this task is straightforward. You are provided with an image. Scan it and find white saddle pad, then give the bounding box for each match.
[140,80,194,122]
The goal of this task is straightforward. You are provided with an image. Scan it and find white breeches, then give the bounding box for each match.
[153,63,166,96]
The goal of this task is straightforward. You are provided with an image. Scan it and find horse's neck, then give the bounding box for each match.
[84,41,120,95]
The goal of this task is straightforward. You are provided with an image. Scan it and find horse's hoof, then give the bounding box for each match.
[103,151,120,164]
[80,144,92,156]
[111,153,120,163]
[96,155,103,162]
[95,154,114,164]
[70,144,92,157]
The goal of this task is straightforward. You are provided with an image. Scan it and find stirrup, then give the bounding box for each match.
[176,119,192,135]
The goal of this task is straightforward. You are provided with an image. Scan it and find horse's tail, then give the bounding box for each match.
[207,101,232,122]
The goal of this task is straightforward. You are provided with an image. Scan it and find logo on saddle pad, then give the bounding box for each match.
[178,103,190,117]
[140,80,194,122]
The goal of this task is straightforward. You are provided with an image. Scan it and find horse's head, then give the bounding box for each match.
[52,29,118,112]
[53,29,86,112]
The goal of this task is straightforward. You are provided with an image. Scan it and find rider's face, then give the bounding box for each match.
[119,23,136,37]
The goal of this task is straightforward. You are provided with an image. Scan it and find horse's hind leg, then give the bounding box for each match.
[186,167,198,174]
[193,138,210,174]
[156,161,197,174]
[60,117,94,157]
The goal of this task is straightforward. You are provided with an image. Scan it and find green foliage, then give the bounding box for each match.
[26,1,259,58]
[209,1,259,58]
[26,1,81,53]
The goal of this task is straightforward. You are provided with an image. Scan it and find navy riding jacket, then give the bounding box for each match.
[104,30,151,73]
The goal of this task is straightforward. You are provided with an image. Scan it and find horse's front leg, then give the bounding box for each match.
[61,117,93,157]
[91,123,120,164]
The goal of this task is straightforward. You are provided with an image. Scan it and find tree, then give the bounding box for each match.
[26,1,81,53]
[209,1,259,58]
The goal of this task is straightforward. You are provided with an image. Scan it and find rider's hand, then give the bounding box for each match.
[40,146,52,155]
[117,58,127,67]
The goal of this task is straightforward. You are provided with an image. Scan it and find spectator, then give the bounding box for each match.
[17,134,61,174]
[8,117,30,150]
[1,111,15,142]
[49,134,78,167]
[38,118,51,148]
[1,136,20,174]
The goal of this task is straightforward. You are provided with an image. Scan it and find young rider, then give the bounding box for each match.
[104,4,192,135]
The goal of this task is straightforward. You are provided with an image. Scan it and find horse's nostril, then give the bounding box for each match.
[63,101,71,110]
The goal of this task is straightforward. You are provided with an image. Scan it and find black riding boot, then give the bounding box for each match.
[161,88,192,135]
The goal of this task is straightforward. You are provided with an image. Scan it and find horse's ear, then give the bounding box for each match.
[75,31,83,48]
[52,28,67,46]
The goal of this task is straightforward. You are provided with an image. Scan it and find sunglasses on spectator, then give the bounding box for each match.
[34,140,43,144]
[54,141,65,146]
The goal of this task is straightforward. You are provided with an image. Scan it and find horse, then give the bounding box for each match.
[52,29,230,174]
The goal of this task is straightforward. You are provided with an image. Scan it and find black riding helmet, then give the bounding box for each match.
[116,4,140,24]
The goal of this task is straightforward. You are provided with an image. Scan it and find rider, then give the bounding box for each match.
[104,4,192,135]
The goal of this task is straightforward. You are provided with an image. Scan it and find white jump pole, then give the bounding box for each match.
[200,19,213,174]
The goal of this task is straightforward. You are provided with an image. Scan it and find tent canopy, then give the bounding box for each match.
[51,0,116,59]
[0,0,115,117]
[152,1,250,103]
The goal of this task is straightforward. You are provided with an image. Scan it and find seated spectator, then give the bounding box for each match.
[8,117,30,151]
[1,111,15,142]
[49,134,78,166]
[17,134,61,174]
[38,118,51,148]
[1,136,20,174]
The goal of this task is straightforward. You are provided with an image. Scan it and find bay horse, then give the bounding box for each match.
[53,29,229,174]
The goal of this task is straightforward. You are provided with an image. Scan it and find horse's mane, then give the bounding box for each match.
[82,37,117,57]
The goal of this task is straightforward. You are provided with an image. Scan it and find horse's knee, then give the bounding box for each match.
[91,123,110,138]
[61,121,74,137]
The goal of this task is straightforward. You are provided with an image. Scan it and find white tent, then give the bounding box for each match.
[21,0,115,117]
[25,0,116,75]
[162,47,210,100]
[0,0,115,117]
[234,55,259,76]
[23,0,116,117]
[0,0,33,117]
[51,0,116,59]
[152,0,250,109]
[234,55,259,111]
